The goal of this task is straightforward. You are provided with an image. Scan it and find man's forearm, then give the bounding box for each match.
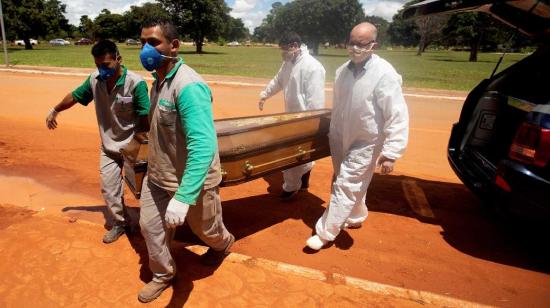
[53,93,78,112]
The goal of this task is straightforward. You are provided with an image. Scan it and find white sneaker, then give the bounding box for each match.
[344,222,362,229]
[306,235,328,250]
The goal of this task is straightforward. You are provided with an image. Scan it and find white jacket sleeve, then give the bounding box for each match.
[375,73,409,160]
[303,65,326,110]
[260,64,285,100]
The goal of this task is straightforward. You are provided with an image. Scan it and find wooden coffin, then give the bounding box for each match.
[121,109,331,198]
[120,132,148,199]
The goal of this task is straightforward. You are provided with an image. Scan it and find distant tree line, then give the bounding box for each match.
[2,0,72,49]
[2,0,535,60]
[253,0,533,61]
[387,2,532,62]
[2,0,249,53]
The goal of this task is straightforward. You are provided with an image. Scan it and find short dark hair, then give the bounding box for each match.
[142,17,178,42]
[279,32,302,47]
[91,40,119,58]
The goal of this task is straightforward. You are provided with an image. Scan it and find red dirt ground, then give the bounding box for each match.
[0,69,549,307]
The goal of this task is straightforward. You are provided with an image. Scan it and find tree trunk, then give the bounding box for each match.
[195,29,204,53]
[24,38,33,50]
[310,41,319,56]
[469,37,480,62]
[195,39,203,53]
[417,35,426,56]
[194,35,205,53]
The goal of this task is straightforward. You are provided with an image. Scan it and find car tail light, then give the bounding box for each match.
[509,122,550,167]
[495,175,511,192]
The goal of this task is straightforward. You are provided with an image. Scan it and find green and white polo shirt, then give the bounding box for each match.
[72,66,150,154]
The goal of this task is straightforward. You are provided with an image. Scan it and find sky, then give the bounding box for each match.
[61,0,408,32]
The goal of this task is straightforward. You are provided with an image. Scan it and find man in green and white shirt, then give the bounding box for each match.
[46,40,150,244]
[137,19,234,303]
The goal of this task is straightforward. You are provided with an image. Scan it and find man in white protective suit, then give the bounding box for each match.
[258,32,326,200]
[306,22,409,250]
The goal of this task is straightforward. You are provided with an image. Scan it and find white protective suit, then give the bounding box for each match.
[260,44,326,192]
[315,54,409,241]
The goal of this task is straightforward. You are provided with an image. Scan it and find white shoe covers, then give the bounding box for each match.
[306,235,328,250]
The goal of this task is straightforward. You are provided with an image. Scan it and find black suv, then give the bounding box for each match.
[404,0,550,219]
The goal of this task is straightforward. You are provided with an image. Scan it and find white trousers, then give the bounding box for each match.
[282,162,314,192]
[314,143,379,241]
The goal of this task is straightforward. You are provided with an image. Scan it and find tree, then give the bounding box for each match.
[222,16,248,42]
[255,0,365,55]
[387,12,419,47]
[123,2,170,39]
[2,0,71,48]
[252,2,284,43]
[322,0,365,49]
[43,0,70,39]
[159,0,231,53]
[3,0,45,49]
[414,15,448,55]
[274,0,326,54]
[93,9,126,41]
[79,15,95,39]
[442,12,506,62]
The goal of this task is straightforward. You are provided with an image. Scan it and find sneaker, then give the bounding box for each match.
[344,222,362,229]
[102,225,125,244]
[306,235,328,250]
[300,171,311,190]
[279,189,298,200]
[138,280,171,303]
[200,233,235,266]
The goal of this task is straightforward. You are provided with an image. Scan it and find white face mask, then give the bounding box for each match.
[281,47,299,62]
[347,43,375,64]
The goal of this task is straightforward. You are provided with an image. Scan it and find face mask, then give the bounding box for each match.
[347,44,375,64]
[281,47,299,62]
[98,64,116,81]
[140,43,178,71]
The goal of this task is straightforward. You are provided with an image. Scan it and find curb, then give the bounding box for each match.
[185,244,492,307]
[0,67,466,101]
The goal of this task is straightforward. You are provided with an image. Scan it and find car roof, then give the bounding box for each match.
[402,0,550,37]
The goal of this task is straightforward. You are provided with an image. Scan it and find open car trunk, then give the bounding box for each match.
[404,0,550,195]
[452,45,550,192]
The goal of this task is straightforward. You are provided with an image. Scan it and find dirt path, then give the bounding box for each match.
[0,70,549,307]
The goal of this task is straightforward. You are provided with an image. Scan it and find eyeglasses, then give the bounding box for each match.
[347,40,376,53]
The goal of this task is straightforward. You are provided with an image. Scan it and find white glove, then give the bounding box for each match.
[258,98,266,111]
[165,198,190,228]
[377,156,395,175]
[46,108,59,130]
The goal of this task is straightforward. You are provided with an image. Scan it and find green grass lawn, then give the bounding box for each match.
[0,44,528,91]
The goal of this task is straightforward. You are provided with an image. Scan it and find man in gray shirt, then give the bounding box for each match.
[45,40,150,244]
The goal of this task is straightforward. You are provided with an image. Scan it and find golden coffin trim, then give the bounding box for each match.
[220,135,330,186]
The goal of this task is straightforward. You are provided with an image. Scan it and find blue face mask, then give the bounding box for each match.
[140,43,164,71]
[140,43,179,71]
[98,65,116,81]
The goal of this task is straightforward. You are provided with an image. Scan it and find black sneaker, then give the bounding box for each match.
[200,234,235,266]
[102,225,125,244]
[300,171,311,190]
